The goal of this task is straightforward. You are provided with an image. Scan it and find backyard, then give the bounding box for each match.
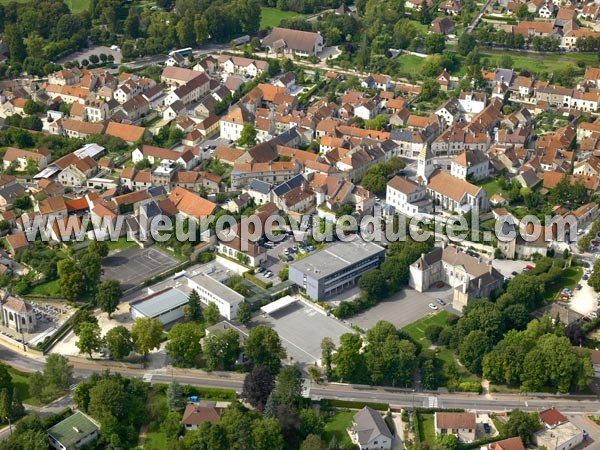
[480,49,597,73]
[322,410,354,448]
[476,178,504,198]
[260,7,309,29]
[4,364,45,406]
[417,413,436,445]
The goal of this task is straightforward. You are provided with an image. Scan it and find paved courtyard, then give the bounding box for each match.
[102,246,180,290]
[349,285,456,330]
[251,298,354,371]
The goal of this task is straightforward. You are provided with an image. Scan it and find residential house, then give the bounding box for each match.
[181,403,224,431]
[434,412,476,443]
[348,407,393,450]
[534,408,584,450]
[386,176,431,217]
[218,55,269,77]
[261,27,324,56]
[430,17,455,34]
[450,149,490,181]
[3,147,49,171]
[5,232,29,256]
[167,186,217,223]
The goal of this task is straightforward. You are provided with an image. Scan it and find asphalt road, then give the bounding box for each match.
[2,346,600,419]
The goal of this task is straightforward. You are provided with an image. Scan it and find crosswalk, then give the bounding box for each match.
[426,396,441,408]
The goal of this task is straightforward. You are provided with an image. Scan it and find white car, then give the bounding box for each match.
[589,311,598,319]
[428,303,438,310]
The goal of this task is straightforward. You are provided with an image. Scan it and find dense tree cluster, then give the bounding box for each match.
[73,371,148,448]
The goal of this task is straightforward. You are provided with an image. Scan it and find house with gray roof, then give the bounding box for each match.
[348,406,393,450]
[262,27,324,57]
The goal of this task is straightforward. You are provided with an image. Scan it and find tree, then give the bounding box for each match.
[43,354,73,394]
[104,326,133,360]
[238,123,257,146]
[57,259,82,300]
[166,322,203,367]
[273,366,303,407]
[243,367,274,411]
[359,269,388,301]
[424,33,445,54]
[80,252,103,295]
[71,309,98,335]
[458,330,492,374]
[185,289,203,322]
[420,78,440,102]
[29,371,44,402]
[237,301,251,325]
[245,325,286,374]
[458,33,476,56]
[360,171,387,196]
[299,409,323,439]
[506,275,544,310]
[167,380,185,411]
[264,392,278,419]
[251,418,283,450]
[131,317,163,363]
[88,240,109,258]
[300,434,325,450]
[278,265,289,281]
[424,324,443,343]
[333,333,366,383]
[203,302,220,325]
[96,280,121,319]
[321,337,335,378]
[76,321,103,359]
[504,409,540,445]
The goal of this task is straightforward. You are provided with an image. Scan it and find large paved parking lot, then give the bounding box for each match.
[349,285,456,330]
[102,246,180,290]
[252,299,355,371]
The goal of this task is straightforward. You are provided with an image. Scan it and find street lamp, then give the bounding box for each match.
[5,416,11,435]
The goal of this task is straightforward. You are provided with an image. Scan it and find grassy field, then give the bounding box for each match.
[0,0,89,13]
[322,410,354,448]
[418,413,436,445]
[29,279,62,298]
[480,49,596,73]
[4,364,41,406]
[260,7,308,29]
[402,311,450,345]
[396,54,426,78]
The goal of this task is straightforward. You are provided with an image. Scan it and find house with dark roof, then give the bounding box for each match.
[261,27,324,56]
[348,406,393,450]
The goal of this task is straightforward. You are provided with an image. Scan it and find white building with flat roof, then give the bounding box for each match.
[185,272,244,320]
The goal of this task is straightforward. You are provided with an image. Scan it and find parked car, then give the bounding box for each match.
[583,274,589,280]
[483,423,491,434]
[428,303,438,310]
[589,311,598,319]
[436,298,446,306]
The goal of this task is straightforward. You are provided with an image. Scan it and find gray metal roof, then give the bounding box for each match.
[273,174,305,197]
[248,178,272,195]
[290,241,385,280]
[130,287,189,318]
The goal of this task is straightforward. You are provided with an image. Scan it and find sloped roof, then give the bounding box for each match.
[351,407,393,446]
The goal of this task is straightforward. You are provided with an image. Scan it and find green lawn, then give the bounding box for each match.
[4,0,94,13]
[395,54,425,78]
[402,311,450,345]
[4,364,42,406]
[322,410,354,448]
[144,431,168,450]
[106,237,139,253]
[476,178,503,198]
[29,279,62,298]
[418,413,436,445]
[480,49,597,73]
[543,266,583,302]
[260,7,308,29]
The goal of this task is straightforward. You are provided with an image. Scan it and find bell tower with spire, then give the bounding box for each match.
[416,145,435,184]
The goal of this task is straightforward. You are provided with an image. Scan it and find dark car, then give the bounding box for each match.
[483,423,491,433]
[436,298,446,306]
[511,271,518,276]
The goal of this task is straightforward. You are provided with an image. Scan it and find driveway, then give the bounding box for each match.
[492,259,528,278]
[570,276,595,315]
[565,414,600,449]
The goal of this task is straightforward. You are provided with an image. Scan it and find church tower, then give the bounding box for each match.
[416,145,435,183]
